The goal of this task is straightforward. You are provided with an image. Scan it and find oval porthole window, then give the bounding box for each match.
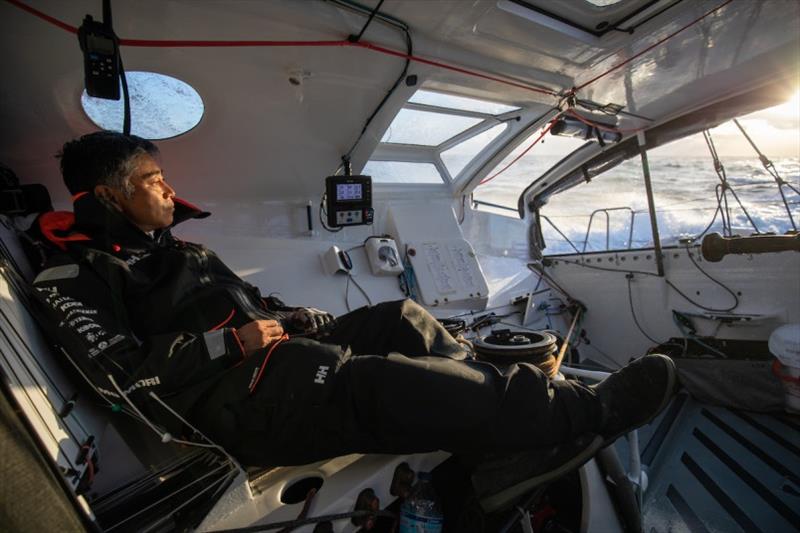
[81,71,204,140]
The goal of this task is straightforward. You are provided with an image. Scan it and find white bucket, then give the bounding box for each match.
[772,360,800,413]
[769,324,800,414]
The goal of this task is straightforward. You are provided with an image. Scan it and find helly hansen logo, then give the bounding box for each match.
[314,365,329,384]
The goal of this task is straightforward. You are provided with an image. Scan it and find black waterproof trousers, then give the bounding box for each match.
[191,300,601,467]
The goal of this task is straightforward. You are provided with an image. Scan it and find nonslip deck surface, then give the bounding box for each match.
[634,395,800,532]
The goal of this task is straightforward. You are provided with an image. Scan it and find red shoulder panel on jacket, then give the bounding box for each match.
[38,211,90,251]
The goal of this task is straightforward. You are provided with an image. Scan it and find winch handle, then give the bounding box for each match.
[701,232,800,262]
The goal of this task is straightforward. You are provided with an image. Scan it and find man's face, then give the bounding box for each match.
[101,154,176,233]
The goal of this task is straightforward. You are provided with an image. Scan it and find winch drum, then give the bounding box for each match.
[473,330,559,377]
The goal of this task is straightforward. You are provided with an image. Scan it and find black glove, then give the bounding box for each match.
[287,307,335,335]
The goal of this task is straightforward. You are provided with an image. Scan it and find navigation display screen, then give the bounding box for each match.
[337,183,362,201]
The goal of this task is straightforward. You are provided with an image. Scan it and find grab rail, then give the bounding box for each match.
[582,207,636,253]
[472,198,518,213]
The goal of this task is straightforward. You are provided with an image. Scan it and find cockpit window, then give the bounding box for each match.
[537,93,800,255]
[81,71,204,140]
[363,161,442,184]
[408,91,519,114]
[381,109,482,146]
[583,0,624,6]
[366,89,517,185]
[441,124,506,178]
[473,126,586,215]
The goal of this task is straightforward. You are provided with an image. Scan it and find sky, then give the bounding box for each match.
[655,90,800,158]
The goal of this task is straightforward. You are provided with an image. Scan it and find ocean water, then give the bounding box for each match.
[474,155,800,254]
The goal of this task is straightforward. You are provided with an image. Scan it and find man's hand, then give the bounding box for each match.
[287,307,335,335]
[236,320,285,351]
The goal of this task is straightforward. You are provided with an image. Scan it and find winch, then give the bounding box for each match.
[473,329,559,377]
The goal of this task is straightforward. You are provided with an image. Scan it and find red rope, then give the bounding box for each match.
[5,0,737,97]
[479,113,562,185]
[4,0,557,98]
[119,38,352,48]
[352,41,557,97]
[575,0,735,91]
[5,0,78,33]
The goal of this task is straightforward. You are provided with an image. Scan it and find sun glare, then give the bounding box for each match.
[771,89,800,117]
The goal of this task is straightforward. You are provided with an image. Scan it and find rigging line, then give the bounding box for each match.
[578,341,624,370]
[549,255,738,312]
[671,311,729,358]
[351,0,385,42]
[106,374,168,441]
[626,275,663,345]
[348,273,372,306]
[342,4,412,161]
[527,262,577,304]
[690,183,723,242]
[106,461,235,533]
[540,214,582,255]
[95,449,212,507]
[480,112,563,185]
[4,0,78,33]
[682,243,739,311]
[701,130,729,235]
[553,307,582,375]
[352,40,558,97]
[148,391,240,462]
[0,307,93,443]
[138,467,237,533]
[6,0,559,99]
[733,118,799,230]
[702,130,761,235]
[0,318,84,466]
[319,193,342,233]
[574,0,734,91]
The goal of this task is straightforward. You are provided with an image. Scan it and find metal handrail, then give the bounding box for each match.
[540,214,582,254]
[472,198,518,212]
[582,207,636,253]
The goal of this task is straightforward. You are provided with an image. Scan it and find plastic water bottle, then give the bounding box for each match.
[399,471,444,533]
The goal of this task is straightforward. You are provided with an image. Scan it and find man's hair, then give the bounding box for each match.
[58,131,158,197]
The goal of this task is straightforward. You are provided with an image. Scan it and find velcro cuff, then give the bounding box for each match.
[203,330,227,360]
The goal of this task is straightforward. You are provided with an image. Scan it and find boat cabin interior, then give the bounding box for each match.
[0,0,798,531]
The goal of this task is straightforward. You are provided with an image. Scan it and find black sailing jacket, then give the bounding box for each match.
[31,193,296,433]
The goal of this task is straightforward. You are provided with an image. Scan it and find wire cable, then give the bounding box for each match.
[340,1,413,163]
[682,243,739,311]
[733,118,799,230]
[626,275,662,345]
[344,272,372,311]
[702,129,760,235]
[350,0,385,43]
[319,192,343,233]
[547,253,738,312]
[479,111,562,185]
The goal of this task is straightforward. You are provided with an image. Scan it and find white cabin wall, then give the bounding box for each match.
[0,0,429,207]
[173,192,465,317]
[172,193,542,318]
[544,248,800,368]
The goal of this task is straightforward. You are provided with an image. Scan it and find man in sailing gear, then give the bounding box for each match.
[32,132,677,468]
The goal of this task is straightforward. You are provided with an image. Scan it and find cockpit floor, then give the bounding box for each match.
[631,393,800,532]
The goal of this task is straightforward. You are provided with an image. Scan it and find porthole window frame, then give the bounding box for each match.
[80,71,205,141]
